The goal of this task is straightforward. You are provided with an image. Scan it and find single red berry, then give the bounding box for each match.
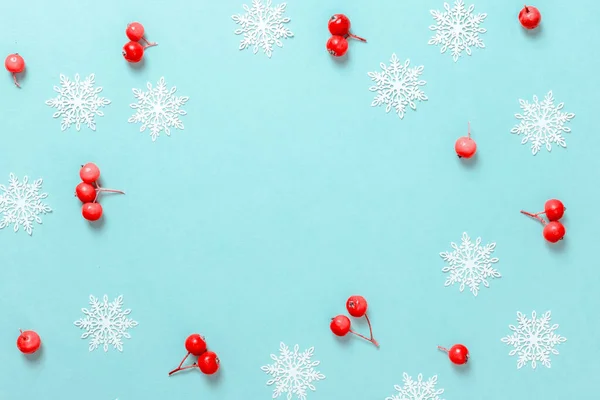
[126,22,145,42]
[455,137,477,158]
[185,334,207,356]
[80,163,100,183]
[198,351,220,375]
[519,5,541,30]
[327,36,348,57]
[5,54,25,73]
[122,41,144,63]
[82,203,103,221]
[543,221,565,243]
[76,182,97,203]
[346,295,368,317]
[448,344,469,365]
[544,199,565,221]
[330,315,351,336]
[328,14,351,36]
[17,330,41,354]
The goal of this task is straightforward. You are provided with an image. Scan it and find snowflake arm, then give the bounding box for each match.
[386,373,444,400]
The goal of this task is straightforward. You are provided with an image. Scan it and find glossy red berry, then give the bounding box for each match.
[185,334,207,356]
[5,54,25,73]
[346,295,368,317]
[76,182,97,203]
[543,221,565,243]
[122,41,144,63]
[455,137,477,158]
[80,163,100,183]
[519,5,541,30]
[330,315,351,336]
[448,344,469,365]
[126,22,145,42]
[198,351,220,375]
[82,203,103,221]
[17,330,41,354]
[328,14,351,36]
[544,199,565,221]
[327,36,348,57]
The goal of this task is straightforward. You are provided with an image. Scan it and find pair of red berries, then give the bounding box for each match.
[326,14,366,57]
[122,22,157,63]
[17,329,41,354]
[438,344,469,365]
[455,122,477,159]
[518,5,541,30]
[76,163,124,221]
[169,333,220,376]
[330,295,379,347]
[521,199,566,243]
[5,53,25,88]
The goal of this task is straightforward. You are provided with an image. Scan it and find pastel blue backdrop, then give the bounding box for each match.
[1,0,598,398]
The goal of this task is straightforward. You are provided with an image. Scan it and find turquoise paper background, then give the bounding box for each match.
[1,0,598,398]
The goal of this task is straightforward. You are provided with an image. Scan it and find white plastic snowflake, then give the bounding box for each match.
[501,311,567,369]
[428,0,487,62]
[128,77,189,142]
[440,232,500,296]
[386,373,444,400]
[74,295,138,352]
[45,74,110,131]
[232,0,293,58]
[511,91,575,155]
[368,54,427,119]
[0,173,51,236]
[261,342,325,400]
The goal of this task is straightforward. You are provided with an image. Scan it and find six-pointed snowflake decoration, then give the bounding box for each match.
[74,295,138,352]
[501,311,567,369]
[0,173,52,236]
[428,0,487,62]
[45,74,111,131]
[385,373,444,400]
[128,77,189,142]
[368,54,428,119]
[232,0,294,58]
[511,91,575,155]
[440,232,500,296]
[261,342,325,400]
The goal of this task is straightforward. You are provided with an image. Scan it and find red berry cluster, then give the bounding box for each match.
[330,295,379,347]
[326,14,366,57]
[122,22,157,63]
[169,334,220,376]
[518,5,542,30]
[76,163,124,221]
[4,53,25,88]
[16,329,41,354]
[521,199,566,243]
[438,344,469,365]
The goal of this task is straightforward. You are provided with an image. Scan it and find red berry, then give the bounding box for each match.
[198,351,220,375]
[330,315,351,336]
[543,221,565,243]
[17,330,41,354]
[328,14,351,36]
[5,54,25,73]
[455,136,477,158]
[126,22,145,42]
[76,182,97,203]
[448,344,469,365]
[544,199,565,221]
[122,41,144,63]
[82,203,103,221]
[346,295,368,317]
[185,334,207,356]
[327,36,348,57]
[80,163,100,183]
[519,5,541,30]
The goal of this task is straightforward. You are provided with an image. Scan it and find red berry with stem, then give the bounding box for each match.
[5,53,25,88]
[328,14,367,42]
[82,203,103,221]
[330,315,351,336]
[455,122,477,159]
[438,344,469,365]
[80,163,100,183]
[126,22,145,41]
[327,36,348,57]
[543,221,565,243]
[185,334,207,356]
[519,5,541,30]
[346,295,368,318]
[544,199,565,221]
[198,351,220,375]
[17,330,41,354]
[76,182,97,203]
[123,41,144,63]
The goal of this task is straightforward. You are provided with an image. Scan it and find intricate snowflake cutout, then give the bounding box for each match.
[511,91,575,155]
[128,77,189,142]
[232,0,294,58]
[261,342,325,400]
[440,232,500,296]
[74,295,138,352]
[386,373,444,400]
[368,54,427,119]
[0,173,52,236]
[45,74,110,131]
[428,0,487,62]
[501,311,567,369]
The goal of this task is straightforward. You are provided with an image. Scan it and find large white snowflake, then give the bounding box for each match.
[368,54,427,119]
[511,91,575,155]
[45,74,110,131]
[501,311,567,369]
[385,373,444,400]
[261,342,325,400]
[232,0,294,58]
[0,173,51,236]
[440,232,500,296]
[128,77,189,142]
[74,295,138,352]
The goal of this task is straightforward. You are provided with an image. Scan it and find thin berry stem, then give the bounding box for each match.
[365,313,377,342]
[524,5,529,12]
[142,37,158,48]
[349,330,379,347]
[437,345,448,353]
[468,121,471,138]
[521,210,546,225]
[13,74,20,88]
[168,352,197,376]
[97,188,125,195]
[347,33,367,42]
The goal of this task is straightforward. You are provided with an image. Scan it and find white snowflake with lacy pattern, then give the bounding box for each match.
[74,295,138,352]
[45,74,110,131]
[385,373,444,400]
[128,77,189,142]
[261,342,325,400]
[0,173,52,236]
[232,0,293,58]
[501,311,567,369]
[440,232,500,296]
[511,91,575,155]
[428,0,487,62]
[368,54,427,119]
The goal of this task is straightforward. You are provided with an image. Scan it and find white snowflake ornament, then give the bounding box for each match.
[128,77,189,142]
[232,0,294,58]
[74,295,138,352]
[511,91,575,155]
[386,373,444,400]
[261,342,325,400]
[0,173,52,236]
[368,54,427,119]
[45,74,110,131]
[501,311,567,369]
[429,0,487,62]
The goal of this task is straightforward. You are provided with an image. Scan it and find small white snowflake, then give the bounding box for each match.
[501,311,567,369]
[128,77,189,142]
[511,91,575,155]
[440,232,500,296]
[0,173,52,236]
[232,0,293,58]
[261,342,325,400]
[428,0,487,62]
[45,74,110,131]
[74,295,138,352]
[385,373,444,400]
[368,54,427,119]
